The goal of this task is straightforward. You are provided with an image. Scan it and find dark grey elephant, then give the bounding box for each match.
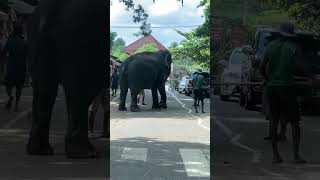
[118,50,172,112]
[26,0,107,158]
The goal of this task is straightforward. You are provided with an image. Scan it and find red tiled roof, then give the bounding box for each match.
[123,35,167,55]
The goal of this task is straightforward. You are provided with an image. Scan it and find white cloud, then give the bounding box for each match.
[110,0,206,47]
[110,1,126,24]
[147,0,180,16]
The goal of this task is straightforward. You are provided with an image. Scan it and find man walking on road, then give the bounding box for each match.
[192,69,205,113]
[2,25,27,112]
[111,68,119,96]
[260,22,308,163]
[137,89,146,105]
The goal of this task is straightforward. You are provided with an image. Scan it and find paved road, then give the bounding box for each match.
[110,88,210,180]
[0,86,108,180]
[212,96,320,180]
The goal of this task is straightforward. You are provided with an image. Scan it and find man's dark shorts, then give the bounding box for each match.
[193,89,204,100]
[266,85,300,123]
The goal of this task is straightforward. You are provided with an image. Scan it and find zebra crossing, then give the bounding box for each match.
[111,146,210,179]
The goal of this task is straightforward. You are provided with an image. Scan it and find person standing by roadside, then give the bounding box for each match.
[137,89,146,105]
[2,25,27,112]
[260,22,309,163]
[111,68,119,96]
[88,87,108,138]
[192,69,205,113]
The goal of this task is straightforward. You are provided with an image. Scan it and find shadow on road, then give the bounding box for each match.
[0,129,109,179]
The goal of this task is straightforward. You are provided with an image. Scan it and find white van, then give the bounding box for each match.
[220,48,248,101]
[178,76,191,94]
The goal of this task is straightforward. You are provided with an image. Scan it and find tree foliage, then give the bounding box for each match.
[269,0,320,32]
[168,0,210,69]
[170,34,209,68]
[110,32,117,49]
[113,38,126,51]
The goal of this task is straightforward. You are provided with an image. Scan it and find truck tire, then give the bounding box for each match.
[220,95,229,101]
[239,92,245,107]
[244,93,255,110]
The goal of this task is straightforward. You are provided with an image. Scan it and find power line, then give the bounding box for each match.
[111,25,202,29]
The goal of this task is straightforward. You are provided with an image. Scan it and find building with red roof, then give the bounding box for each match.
[123,35,167,55]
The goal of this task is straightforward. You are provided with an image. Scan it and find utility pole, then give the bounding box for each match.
[242,0,247,26]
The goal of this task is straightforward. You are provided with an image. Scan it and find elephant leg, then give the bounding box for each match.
[118,76,128,111]
[158,83,167,109]
[151,87,160,109]
[118,87,128,111]
[60,68,101,158]
[27,70,58,155]
[101,90,110,138]
[130,88,141,112]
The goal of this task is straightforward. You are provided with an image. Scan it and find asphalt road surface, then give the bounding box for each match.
[0,86,108,180]
[110,87,210,180]
[212,96,320,180]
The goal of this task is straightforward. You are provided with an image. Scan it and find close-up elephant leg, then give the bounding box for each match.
[118,75,128,111]
[27,69,59,156]
[118,87,128,111]
[151,87,160,109]
[60,70,100,158]
[63,87,97,158]
[130,88,141,112]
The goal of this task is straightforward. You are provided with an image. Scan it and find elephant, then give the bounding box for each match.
[118,50,172,112]
[26,0,108,158]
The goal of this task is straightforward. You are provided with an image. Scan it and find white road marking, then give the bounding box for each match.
[120,147,148,162]
[213,115,262,163]
[3,108,32,129]
[179,149,210,177]
[167,90,210,131]
[111,96,120,103]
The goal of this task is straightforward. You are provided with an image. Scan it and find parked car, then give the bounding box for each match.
[220,48,247,101]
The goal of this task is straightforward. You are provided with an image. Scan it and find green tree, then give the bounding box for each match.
[168,0,210,69]
[269,0,320,32]
[110,32,117,49]
[170,34,209,68]
[113,38,126,51]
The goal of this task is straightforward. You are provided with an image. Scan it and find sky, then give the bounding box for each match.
[110,0,205,48]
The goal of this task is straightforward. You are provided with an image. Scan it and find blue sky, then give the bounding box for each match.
[110,0,205,48]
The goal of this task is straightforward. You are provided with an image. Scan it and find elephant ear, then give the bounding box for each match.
[160,50,172,68]
[164,51,172,68]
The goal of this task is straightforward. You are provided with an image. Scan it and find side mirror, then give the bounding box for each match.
[252,55,261,68]
[242,45,254,55]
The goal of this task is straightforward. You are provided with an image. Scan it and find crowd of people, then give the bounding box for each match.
[0,24,27,112]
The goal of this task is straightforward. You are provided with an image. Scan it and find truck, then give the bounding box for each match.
[240,26,320,114]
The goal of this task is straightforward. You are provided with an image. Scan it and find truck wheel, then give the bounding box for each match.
[220,95,229,101]
[244,94,255,110]
[239,92,245,107]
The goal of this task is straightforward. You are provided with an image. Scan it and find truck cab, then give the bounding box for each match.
[240,26,320,114]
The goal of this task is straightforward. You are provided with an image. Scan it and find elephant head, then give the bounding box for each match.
[157,50,172,79]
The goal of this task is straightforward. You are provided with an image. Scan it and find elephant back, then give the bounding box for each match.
[125,52,160,89]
